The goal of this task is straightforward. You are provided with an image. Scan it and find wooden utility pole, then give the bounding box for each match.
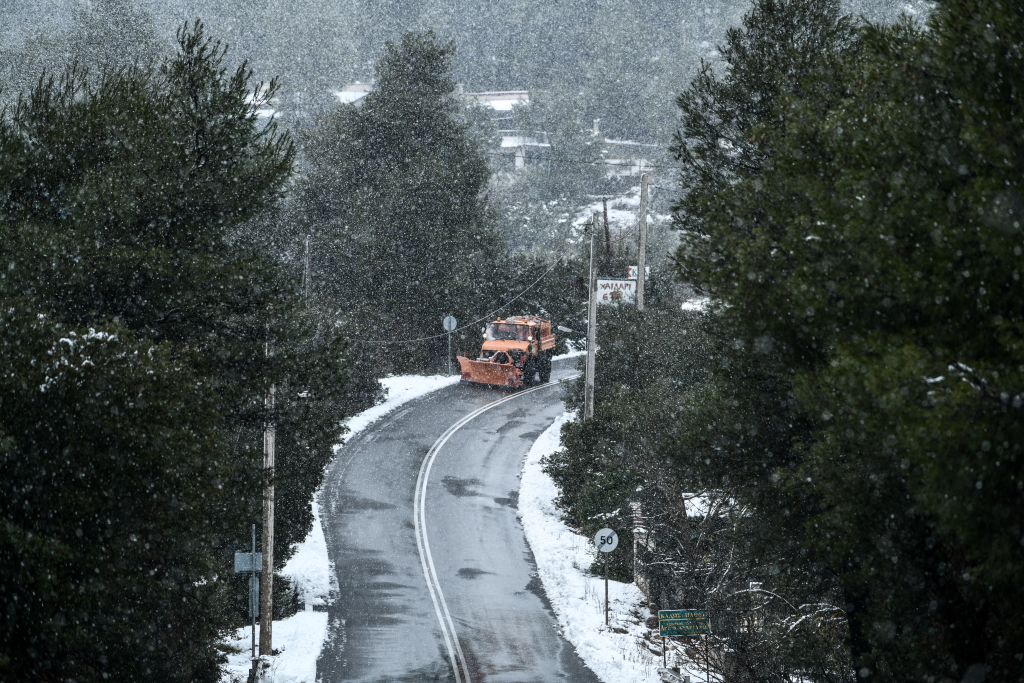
[585,212,599,420]
[304,234,312,301]
[636,173,649,312]
[604,553,610,626]
[259,335,276,656]
[603,197,611,266]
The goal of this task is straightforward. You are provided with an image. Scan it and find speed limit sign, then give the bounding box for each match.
[594,528,618,553]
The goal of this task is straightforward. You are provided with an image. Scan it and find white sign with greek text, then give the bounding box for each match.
[597,279,636,305]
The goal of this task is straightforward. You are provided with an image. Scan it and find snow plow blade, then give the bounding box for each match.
[457,356,523,389]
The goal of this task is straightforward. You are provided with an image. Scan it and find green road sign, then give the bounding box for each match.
[659,609,711,636]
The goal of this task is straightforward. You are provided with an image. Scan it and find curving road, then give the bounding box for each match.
[316,358,598,683]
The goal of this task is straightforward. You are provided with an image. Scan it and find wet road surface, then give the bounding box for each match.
[317,359,599,683]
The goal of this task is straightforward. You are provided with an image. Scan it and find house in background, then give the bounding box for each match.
[332,83,373,105]
[327,84,656,175]
[331,84,547,169]
[461,90,550,169]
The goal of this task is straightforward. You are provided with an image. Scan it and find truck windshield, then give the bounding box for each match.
[486,323,532,341]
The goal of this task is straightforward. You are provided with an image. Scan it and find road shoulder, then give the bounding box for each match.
[220,373,460,683]
[519,411,679,683]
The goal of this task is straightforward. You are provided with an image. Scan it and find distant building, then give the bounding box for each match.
[332,83,373,105]
[498,130,550,169]
[603,139,659,177]
[461,90,544,169]
[331,84,527,111]
[462,89,529,114]
[328,83,656,174]
[245,83,277,119]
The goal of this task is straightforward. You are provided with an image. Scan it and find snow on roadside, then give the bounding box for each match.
[222,615,327,683]
[680,298,710,312]
[282,374,462,608]
[555,346,587,361]
[519,412,699,683]
[221,373,460,682]
[344,374,461,439]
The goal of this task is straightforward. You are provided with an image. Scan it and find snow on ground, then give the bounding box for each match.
[344,373,462,439]
[222,615,327,683]
[571,186,672,236]
[519,411,701,683]
[555,345,587,361]
[680,298,710,312]
[280,500,333,610]
[221,373,461,682]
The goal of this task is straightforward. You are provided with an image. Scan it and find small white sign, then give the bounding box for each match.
[594,528,619,553]
[597,279,636,305]
[627,266,650,280]
[443,315,457,332]
[234,551,262,573]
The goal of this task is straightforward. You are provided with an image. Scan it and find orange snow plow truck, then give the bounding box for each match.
[458,315,556,389]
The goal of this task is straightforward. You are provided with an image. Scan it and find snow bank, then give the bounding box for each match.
[221,614,327,683]
[344,373,461,438]
[283,374,460,608]
[680,298,710,312]
[222,373,460,682]
[519,412,700,683]
[280,500,332,609]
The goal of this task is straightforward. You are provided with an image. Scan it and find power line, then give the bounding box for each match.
[344,213,652,345]
[346,257,566,345]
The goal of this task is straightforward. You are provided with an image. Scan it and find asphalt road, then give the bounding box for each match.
[317,358,599,683]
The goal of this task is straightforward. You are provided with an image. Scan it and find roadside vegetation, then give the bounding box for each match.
[0,0,1020,681]
[0,24,355,681]
[547,1,1024,681]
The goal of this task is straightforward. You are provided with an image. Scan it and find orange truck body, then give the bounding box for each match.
[457,315,556,389]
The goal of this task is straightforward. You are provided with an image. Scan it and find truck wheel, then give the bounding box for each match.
[523,358,540,387]
[539,353,552,382]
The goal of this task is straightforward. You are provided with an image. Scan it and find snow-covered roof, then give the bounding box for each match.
[604,139,661,148]
[329,85,527,111]
[466,90,529,111]
[332,83,373,104]
[500,135,550,149]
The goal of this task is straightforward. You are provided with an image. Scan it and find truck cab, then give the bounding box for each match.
[459,316,556,388]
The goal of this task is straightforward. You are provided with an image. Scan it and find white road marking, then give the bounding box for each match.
[413,375,579,683]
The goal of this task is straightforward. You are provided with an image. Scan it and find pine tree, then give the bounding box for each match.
[0,302,233,681]
[293,31,497,372]
[0,22,356,681]
[666,0,1024,680]
[671,0,855,240]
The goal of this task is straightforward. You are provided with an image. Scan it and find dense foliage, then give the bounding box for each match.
[549,0,1023,681]
[288,32,598,372]
[0,24,353,681]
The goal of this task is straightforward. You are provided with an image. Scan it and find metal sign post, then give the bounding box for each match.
[659,610,712,682]
[594,528,618,626]
[443,316,457,374]
[234,525,263,666]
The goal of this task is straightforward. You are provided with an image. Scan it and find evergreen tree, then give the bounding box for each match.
[668,0,1024,680]
[551,1,865,680]
[671,0,854,238]
[0,22,355,680]
[293,31,497,372]
[0,302,233,681]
